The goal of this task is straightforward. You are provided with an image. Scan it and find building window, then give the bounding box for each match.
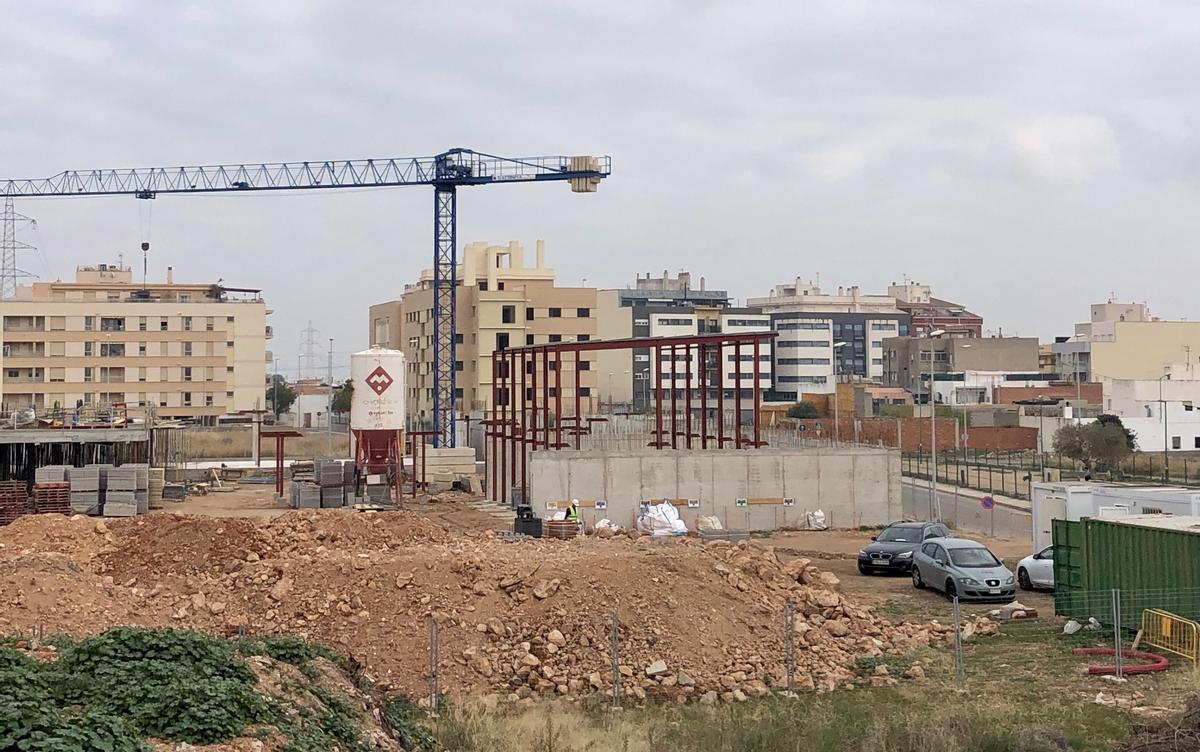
[183,316,193,331]
[138,368,146,382]
[657,318,694,326]
[206,317,215,331]
[580,361,591,371]
[160,318,168,331]
[83,316,94,331]
[226,316,234,322]
[183,392,192,406]
[455,361,464,372]
[526,334,535,345]
[478,280,489,292]
[100,343,124,357]
[549,334,562,343]
[83,367,93,383]
[49,368,64,382]
[726,319,769,327]
[205,394,214,406]
[226,366,234,373]
[526,307,535,321]
[634,318,649,326]
[84,342,94,356]
[578,334,590,342]
[180,293,190,302]
[226,341,233,348]
[502,305,516,324]
[496,332,510,350]
[455,333,464,344]
[100,317,125,332]
[549,308,562,318]
[1173,436,1182,450]
[138,317,147,331]
[579,387,591,397]
[183,367,192,382]
[577,308,590,318]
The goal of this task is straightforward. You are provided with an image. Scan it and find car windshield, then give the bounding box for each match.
[949,547,1001,568]
[877,527,920,543]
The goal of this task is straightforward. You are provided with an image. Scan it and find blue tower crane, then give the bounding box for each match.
[1,148,612,446]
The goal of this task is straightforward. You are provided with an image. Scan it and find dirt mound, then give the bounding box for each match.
[0,510,947,703]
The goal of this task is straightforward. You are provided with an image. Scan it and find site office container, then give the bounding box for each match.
[1053,514,1200,627]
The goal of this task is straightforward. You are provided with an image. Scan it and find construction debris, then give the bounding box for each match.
[0,512,950,704]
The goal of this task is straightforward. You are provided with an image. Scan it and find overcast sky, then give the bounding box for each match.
[3,1,1199,378]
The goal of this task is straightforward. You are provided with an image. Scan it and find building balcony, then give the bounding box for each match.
[265,325,273,340]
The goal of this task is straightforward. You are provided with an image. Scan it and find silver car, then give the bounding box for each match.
[911,537,1016,602]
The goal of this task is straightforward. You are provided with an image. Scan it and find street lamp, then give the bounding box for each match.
[832,342,848,443]
[1160,372,1170,483]
[925,329,947,519]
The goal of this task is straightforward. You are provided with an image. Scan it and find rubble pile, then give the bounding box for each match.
[1,510,955,703]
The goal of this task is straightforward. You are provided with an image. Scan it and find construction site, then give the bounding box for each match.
[0,154,1196,751]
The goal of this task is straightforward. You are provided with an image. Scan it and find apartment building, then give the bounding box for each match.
[373,241,598,425]
[647,307,772,410]
[747,279,910,397]
[1051,301,1200,383]
[594,271,732,410]
[881,335,1040,403]
[0,264,269,422]
[888,281,983,338]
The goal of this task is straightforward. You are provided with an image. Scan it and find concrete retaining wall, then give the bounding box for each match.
[527,446,901,531]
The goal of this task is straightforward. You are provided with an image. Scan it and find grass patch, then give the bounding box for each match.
[429,690,1132,752]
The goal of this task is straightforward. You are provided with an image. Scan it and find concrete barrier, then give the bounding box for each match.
[527,446,901,532]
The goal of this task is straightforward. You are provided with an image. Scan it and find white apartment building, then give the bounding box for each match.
[1102,366,1200,452]
[748,279,910,396]
[0,264,269,423]
[647,308,772,407]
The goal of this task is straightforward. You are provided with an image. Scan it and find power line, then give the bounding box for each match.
[298,320,321,380]
[0,198,36,298]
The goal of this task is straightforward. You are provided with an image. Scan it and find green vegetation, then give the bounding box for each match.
[0,627,395,752]
[331,378,354,414]
[1053,416,1136,473]
[269,379,298,418]
[787,400,820,419]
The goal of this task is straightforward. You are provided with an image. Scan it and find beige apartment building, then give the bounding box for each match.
[0,264,269,422]
[369,241,598,425]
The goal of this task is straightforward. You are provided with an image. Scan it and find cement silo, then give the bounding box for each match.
[350,347,406,501]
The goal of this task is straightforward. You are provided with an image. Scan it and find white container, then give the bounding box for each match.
[350,347,406,431]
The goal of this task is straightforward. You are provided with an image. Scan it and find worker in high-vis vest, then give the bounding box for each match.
[564,498,579,523]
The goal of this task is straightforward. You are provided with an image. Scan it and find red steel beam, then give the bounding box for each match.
[699,342,708,449]
[654,344,664,447]
[574,349,582,450]
[541,348,550,449]
[717,343,725,447]
[669,344,678,449]
[685,342,693,449]
[753,338,762,447]
[734,341,742,449]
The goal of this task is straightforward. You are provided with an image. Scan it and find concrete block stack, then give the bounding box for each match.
[34,465,69,483]
[70,467,101,515]
[424,447,475,487]
[148,468,166,509]
[0,481,29,526]
[290,482,322,509]
[123,463,150,513]
[32,483,71,515]
[315,458,346,509]
[343,461,355,504]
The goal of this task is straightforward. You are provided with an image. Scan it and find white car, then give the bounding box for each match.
[1016,546,1055,591]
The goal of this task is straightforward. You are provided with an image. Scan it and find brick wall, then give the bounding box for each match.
[965,425,1038,450]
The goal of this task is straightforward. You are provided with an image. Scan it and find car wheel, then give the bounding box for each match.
[911,566,925,589]
[945,580,958,601]
[1018,568,1032,591]
[858,563,872,576]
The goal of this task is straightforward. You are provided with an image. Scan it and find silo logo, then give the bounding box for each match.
[365,366,394,395]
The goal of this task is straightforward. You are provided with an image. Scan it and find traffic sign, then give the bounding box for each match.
[981,495,995,510]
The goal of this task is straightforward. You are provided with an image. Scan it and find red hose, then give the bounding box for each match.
[1071,647,1170,675]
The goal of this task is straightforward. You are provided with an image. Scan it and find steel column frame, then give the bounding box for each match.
[685,343,693,448]
[654,344,664,447]
[490,357,499,502]
[574,350,582,450]
[734,341,742,449]
[753,339,762,447]
[431,186,457,448]
[522,350,531,504]
[542,348,550,449]
[717,343,726,447]
[509,349,518,505]
[555,351,563,448]
[669,344,678,448]
[699,343,708,448]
